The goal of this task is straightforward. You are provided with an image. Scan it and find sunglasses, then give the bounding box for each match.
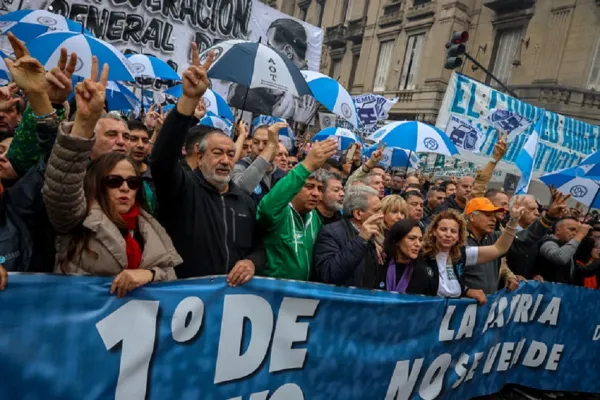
[103,175,143,190]
[288,161,298,167]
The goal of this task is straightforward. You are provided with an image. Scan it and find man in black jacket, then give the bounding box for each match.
[313,185,383,288]
[150,46,264,286]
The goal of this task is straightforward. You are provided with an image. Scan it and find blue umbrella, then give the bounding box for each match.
[0,10,92,37]
[302,70,359,129]
[164,85,234,121]
[199,112,234,136]
[199,40,310,97]
[251,114,295,149]
[311,127,361,151]
[126,54,180,80]
[363,145,421,169]
[367,121,459,157]
[27,32,135,81]
[105,81,139,111]
[540,165,600,208]
[0,21,47,43]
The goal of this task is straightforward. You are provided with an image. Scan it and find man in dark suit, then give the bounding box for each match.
[313,185,383,289]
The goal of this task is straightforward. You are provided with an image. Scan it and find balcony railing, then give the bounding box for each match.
[406,0,435,20]
[324,24,347,47]
[346,17,367,41]
[483,0,535,12]
[378,8,404,27]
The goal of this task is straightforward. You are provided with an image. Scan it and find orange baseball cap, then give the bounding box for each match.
[465,197,504,215]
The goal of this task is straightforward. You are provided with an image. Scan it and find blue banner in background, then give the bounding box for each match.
[436,73,600,174]
[1,275,600,400]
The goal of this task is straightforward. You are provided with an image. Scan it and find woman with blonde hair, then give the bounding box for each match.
[417,204,522,304]
[381,195,408,231]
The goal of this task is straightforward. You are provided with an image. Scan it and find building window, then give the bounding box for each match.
[399,34,424,90]
[373,40,394,91]
[348,54,360,89]
[331,58,342,80]
[490,28,524,86]
[413,0,431,5]
[342,0,352,22]
[316,1,325,27]
[298,6,308,21]
[588,35,600,91]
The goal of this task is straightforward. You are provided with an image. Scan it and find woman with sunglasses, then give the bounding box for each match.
[43,59,181,297]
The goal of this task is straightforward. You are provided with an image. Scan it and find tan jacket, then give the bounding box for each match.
[43,122,181,281]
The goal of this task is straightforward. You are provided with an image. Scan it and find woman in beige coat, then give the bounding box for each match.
[43,59,181,297]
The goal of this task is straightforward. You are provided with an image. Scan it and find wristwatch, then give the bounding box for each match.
[490,159,498,165]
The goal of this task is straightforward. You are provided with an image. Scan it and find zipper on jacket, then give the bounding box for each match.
[231,208,236,243]
[221,196,229,271]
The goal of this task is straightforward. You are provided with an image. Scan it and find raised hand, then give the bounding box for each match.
[0,83,20,112]
[366,141,386,169]
[194,99,207,119]
[492,131,508,162]
[267,122,288,146]
[72,56,108,138]
[509,195,525,221]
[547,185,570,219]
[235,120,249,140]
[303,138,338,171]
[46,47,77,105]
[359,213,384,241]
[4,32,47,95]
[182,43,213,100]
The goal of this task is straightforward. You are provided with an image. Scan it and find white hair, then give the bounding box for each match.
[343,185,378,217]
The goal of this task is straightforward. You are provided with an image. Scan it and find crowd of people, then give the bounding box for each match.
[0,32,599,306]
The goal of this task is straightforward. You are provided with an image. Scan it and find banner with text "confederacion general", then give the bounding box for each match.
[1,275,599,399]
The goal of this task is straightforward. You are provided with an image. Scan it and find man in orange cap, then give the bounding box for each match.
[462,196,528,295]
[462,193,569,294]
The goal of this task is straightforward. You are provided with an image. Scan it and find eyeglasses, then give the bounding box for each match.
[103,175,143,190]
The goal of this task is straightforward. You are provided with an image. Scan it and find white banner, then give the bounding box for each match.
[9,0,323,118]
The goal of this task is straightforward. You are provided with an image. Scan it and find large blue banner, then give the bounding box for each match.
[1,275,600,399]
[435,73,600,176]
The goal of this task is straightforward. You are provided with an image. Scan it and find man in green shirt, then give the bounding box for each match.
[257,137,337,281]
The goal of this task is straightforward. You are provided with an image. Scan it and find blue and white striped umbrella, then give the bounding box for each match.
[0,50,11,82]
[126,54,180,80]
[367,121,459,157]
[0,10,92,42]
[363,145,421,169]
[251,114,295,149]
[199,40,310,98]
[164,85,234,121]
[199,112,233,136]
[302,70,359,130]
[311,127,360,151]
[540,165,600,208]
[105,81,139,111]
[0,21,47,43]
[27,32,135,81]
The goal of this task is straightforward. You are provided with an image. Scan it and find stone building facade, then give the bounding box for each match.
[269,0,600,126]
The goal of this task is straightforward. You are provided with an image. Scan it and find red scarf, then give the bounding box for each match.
[121,203,142,269]
[577,260,598,289]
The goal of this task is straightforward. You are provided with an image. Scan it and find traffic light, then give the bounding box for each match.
[444,31,469,70]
